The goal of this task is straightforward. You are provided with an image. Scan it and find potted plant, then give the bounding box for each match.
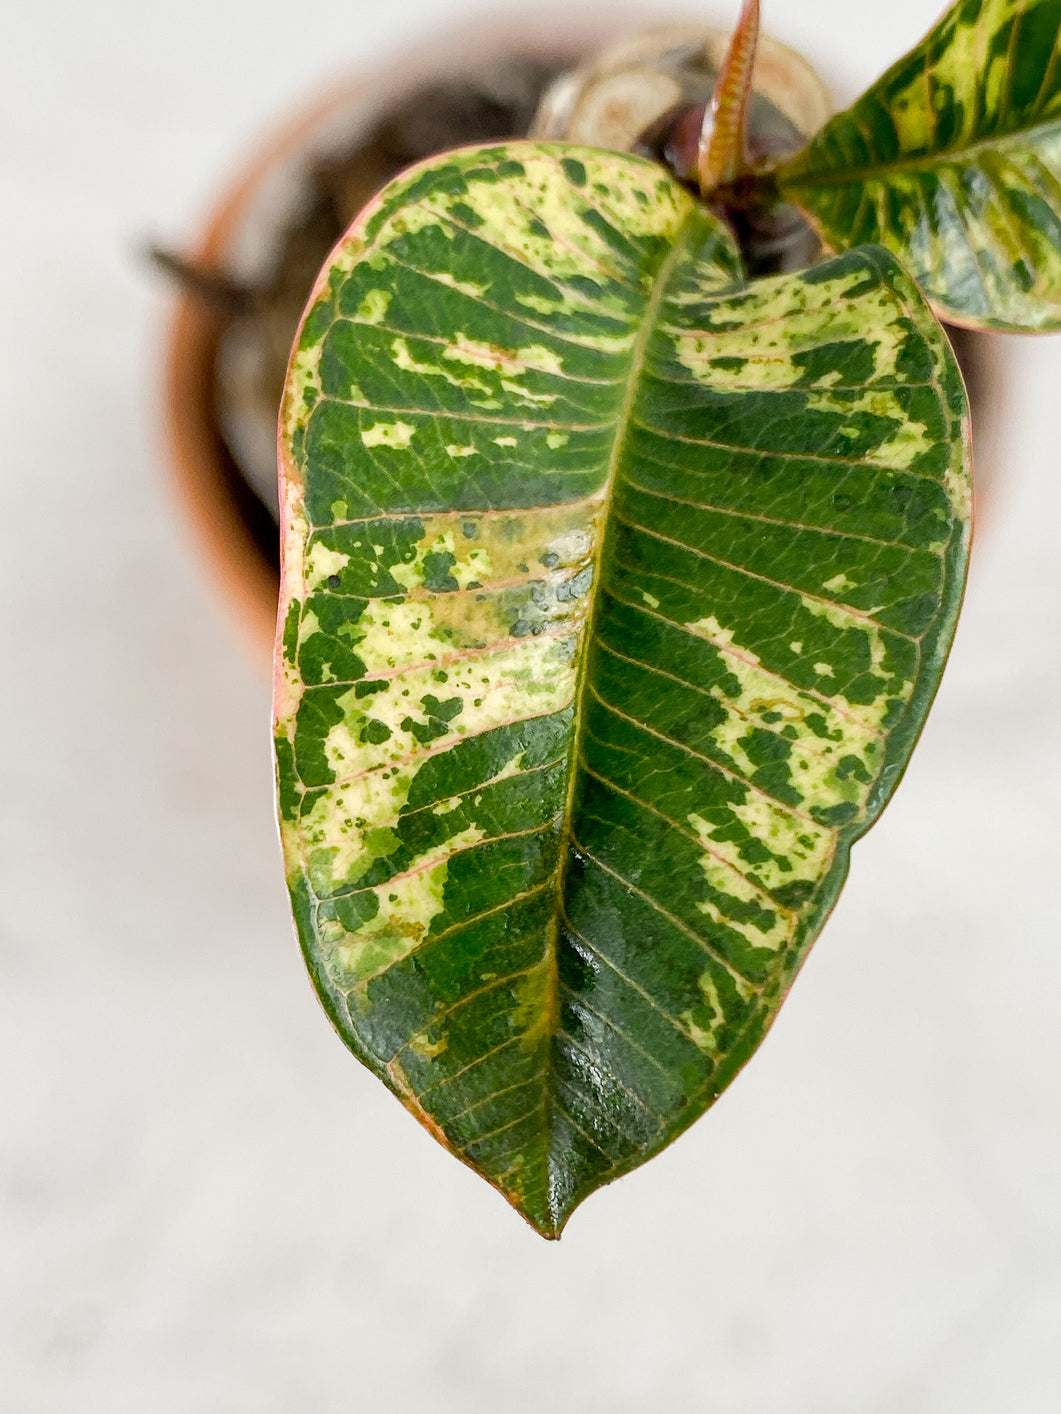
[184,0,1061,1237]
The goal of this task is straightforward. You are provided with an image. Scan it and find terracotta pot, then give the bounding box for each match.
[161,12,1008,669]
[163,146,289,665]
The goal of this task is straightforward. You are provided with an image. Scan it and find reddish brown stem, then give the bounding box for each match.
[698,0,761,196]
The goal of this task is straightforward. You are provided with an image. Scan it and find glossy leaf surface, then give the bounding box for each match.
[779,0,1061,330]
[274,142,970,1236]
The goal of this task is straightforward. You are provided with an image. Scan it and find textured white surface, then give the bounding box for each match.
[2,2,1060,1409]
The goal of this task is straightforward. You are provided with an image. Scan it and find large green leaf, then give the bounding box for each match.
[274,142,970,1236]
[778,0,1061,330]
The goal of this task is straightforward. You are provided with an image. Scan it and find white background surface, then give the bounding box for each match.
[3,2,1060,1409]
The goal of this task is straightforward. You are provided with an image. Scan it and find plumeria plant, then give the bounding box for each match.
[272,0,1061,1236]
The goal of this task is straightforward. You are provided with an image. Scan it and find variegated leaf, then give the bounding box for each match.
[778,0,1061,331]
[274,142,971,1236]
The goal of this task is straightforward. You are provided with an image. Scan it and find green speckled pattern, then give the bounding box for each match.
[274,142,971,1236]
[780,0,1061,331]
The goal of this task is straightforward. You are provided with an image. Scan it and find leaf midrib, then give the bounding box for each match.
[781,113,1061,192]
[535,208,702,1224]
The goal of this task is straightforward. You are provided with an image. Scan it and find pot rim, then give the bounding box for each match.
[160,8,1009,668]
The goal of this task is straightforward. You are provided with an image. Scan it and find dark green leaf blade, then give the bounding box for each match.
[778,0,1061,331]
[274,142,971,1237]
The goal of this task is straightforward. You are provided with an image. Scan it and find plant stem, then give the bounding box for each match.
[697,0,761,196]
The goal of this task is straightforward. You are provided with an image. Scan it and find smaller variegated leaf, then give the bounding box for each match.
[274,142,971,1236]
[779,0,1061,331]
